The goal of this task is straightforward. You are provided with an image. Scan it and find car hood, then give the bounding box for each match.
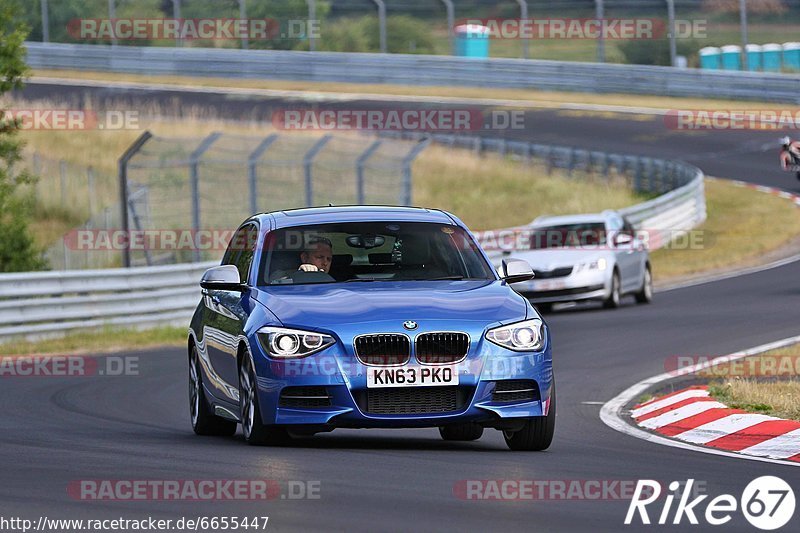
[506,248,611,269]
[252,280,528,329]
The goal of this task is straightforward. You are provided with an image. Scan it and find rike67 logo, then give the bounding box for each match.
[626,477,795,530]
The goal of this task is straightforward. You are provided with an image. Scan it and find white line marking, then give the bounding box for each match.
[600,334,800,467]
[739,428,800,459]
[631,389,709,418]
[640,401,727,429]
[674,414,780,444]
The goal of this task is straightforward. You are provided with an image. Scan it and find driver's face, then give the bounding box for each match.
[301,243,333,272]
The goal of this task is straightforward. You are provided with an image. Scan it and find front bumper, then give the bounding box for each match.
[249,333,554,429]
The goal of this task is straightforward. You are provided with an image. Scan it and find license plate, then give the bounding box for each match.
[367,365,459,388]
[534,279,566,291]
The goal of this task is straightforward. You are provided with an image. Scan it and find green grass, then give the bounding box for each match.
[709,378,800,421]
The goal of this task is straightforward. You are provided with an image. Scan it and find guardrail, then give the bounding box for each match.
[0,134,705,344]
[24,42,800,103]
[0,262,214,341]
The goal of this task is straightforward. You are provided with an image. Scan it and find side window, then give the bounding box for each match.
[223,223,258,284]
[621,217,635,237]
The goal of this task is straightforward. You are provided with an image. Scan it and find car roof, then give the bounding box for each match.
[252,205,456,229]
[531,211,618,228]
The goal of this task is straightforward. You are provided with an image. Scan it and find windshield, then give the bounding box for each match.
[259,222,496,285]
[530,223,607,249]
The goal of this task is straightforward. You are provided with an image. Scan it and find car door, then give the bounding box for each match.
[203,223,258,401]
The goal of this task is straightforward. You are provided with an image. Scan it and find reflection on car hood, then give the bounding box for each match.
[254,280,528,328]
[505,248,612,269]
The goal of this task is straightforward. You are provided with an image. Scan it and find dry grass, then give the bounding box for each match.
[709,379,800,421]
[0,326,186,356]
[31,69,793,112]
[413,145,642,230]
[650,179,800,281]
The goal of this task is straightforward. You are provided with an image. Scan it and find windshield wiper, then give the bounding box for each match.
[344,278,381,282]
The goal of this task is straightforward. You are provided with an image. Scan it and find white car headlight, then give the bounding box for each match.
[575,258,607,273]
[486,319,546,352]
[257,326,335,358]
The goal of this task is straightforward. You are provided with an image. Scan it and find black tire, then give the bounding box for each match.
[602,270,621,309]
[503,383,556,451]
[634,265,653,304]
[439,423,484,441]
[796,171,800,181]
[189,347,237,437]
[239,353,291,446]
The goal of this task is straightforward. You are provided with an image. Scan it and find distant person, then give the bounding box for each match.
[780,136,800,170]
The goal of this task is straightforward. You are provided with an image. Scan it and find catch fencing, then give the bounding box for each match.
[0,132,705,343]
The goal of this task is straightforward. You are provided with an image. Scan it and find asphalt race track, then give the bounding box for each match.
[3,81,800,531]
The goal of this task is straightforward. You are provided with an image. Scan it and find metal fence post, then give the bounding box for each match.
[400,138,431,206]
[59,160,68,206]
[172,0,182,47]
[595,0,605,63]
[40,0,49,42]
[740,0,749,70]
[440,0,455,55]
[118,131,153,268]
[189,132,222,262]
[372,0,387,53]
[108,0,117,46]
[87,166,96,220]
[666,0,677,67]
[248,134,279,215]
[516,0,529,60]
[303,135,332,206]
[238,0,248,50]
[634,157,643,191]
[307,0,317,51]
[356,140,383,204]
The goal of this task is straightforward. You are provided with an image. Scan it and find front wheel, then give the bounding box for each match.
[189,347,237,437]
[635,266,653,304]
[439,423,484,441]
[602,271,621,309]
[503,383,556,451]
[239,354,290,446]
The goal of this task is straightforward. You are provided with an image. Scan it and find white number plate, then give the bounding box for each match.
[367,365,459,388]
[534,279,567,291]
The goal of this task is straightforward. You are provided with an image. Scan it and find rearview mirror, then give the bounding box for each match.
[614,233,633,247]
[500,259,535,284]
[200,265,247,292]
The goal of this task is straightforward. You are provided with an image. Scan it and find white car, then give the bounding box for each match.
[496,211,652,311]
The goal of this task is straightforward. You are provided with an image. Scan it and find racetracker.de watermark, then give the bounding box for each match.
[67,18,320,41]
[453,479,706,501]
[0,355,138,377]
[272,108,525,132]
[665,109,800,130]
[473,228,712,252]
[665,354,800,378]
[456,18,707,40]
[67,480,320,501]
[2,109,139,130]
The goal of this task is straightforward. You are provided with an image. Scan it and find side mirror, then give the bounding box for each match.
[200,265,247,292]
[614,233,633,247]
[500,259,535,284]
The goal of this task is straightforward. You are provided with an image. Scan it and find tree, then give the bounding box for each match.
[0,0,47,271]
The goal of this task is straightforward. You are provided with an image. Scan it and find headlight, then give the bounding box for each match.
[486,319,546,352]
[257,326,335,358]
[575,258,607,273]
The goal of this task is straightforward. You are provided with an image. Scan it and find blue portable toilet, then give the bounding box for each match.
[720,45,742,70]
[454,24,490,58]
[762,43,783,72]
[782,42,800,71]
[699,47,721,70]
[745,44,762,71]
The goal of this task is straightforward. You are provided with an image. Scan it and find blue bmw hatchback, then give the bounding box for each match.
[188,206,555,450]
